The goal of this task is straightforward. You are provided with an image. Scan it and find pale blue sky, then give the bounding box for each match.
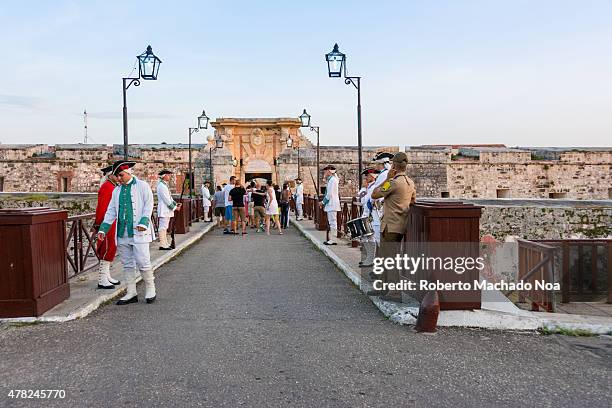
[1,0,611,147]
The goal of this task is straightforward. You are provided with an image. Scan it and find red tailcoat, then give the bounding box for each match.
[95,179,117,261]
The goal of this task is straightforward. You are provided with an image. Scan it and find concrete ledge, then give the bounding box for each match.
[291,218,612,333]
[1,221,216,324]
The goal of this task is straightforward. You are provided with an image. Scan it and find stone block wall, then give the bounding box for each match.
[1,143,610,200]
[479,204,611,240]
[448,160,611,199]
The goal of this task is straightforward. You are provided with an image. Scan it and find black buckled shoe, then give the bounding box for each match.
[116,296,138,305]
[97,283,115,289]
[146,296,156,304]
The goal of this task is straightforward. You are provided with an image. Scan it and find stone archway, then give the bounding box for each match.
[244,158,272,184]
[244,158,272,174]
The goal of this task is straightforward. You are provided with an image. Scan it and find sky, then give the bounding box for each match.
[0,0,611,148]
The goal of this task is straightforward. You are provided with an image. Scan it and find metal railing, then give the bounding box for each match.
[65,213,99,278]
[65,206,163,279]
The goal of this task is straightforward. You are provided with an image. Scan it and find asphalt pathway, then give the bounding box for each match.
[1,225,610,407]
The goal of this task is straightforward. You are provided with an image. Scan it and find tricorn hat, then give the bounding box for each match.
[322,165,336,171]
[111,160,136,176]
[101,164,113,175]
[158,169,172,176]
[361,168,380,176]
[374,152,394,163]
[295,177,302,181]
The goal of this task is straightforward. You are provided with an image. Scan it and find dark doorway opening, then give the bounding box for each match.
[245,172,272,184]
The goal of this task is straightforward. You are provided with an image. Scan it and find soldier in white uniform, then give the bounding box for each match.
[156,169,181,251]
[201,181,212,222]
[294,177,304,220]
[369,152,394,244]
[97,160,157,305]
[322,165,341,245]
[359,168,380,268]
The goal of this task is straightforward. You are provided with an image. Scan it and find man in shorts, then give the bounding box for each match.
[223,176,235,234]
[247,181,256,228]
[251,181,267,232]
[229,179,247,235]
[213,185,225,228]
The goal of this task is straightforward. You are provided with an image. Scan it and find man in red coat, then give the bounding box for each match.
[93,165,121,289]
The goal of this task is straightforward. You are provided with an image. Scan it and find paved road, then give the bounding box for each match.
[1,226,610,407]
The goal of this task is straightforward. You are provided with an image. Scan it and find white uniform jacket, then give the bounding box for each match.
[156,180,177,218]
[102,176,156,243]
[323,174,341,212]
[295,184,304,205]
[362,182,377,218]
[201,185,211,206]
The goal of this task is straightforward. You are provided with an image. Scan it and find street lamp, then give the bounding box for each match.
[198,110,210,130]
[299,109,320,196]
[299,109,311,127]
[207,135,223,187]
[325,43,363,188]
[122,45,162,159]
[325,44,345,78]
[188,109,209,196]
[232,157,238,167]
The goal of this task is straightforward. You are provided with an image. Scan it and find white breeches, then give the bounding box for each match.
[158,216,171,231]
[371,211,381,245]
[326,211,338,231]
[296,203,303,217]
[117,236,152,271]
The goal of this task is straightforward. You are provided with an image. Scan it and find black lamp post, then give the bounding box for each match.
[207,135,223,187]
[188,110,209,197]
[299,109,320,195]
[122,45,162,160]
[325,43,362,188]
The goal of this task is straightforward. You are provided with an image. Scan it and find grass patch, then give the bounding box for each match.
[9,320,45,328]
[540,326,597,337]
[22,194,48,202]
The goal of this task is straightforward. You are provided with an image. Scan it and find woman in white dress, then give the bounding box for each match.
[265,180,283,235]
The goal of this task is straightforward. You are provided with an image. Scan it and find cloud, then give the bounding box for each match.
[87,111,179,120]
[0,94,42,109]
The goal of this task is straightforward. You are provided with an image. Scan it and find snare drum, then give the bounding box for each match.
[346,216,374,239]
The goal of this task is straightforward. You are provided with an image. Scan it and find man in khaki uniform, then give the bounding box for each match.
[367,151,416,301]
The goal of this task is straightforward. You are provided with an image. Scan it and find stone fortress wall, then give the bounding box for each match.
[0,141,610,200]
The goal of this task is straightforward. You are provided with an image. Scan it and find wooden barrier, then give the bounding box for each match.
[403,200,483,310]
[174,198,191,234]
[0,208,70,317]
[535,239,611,304]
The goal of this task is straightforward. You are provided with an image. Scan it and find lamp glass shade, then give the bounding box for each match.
[286,136,293,148]
[325,43,345,78]
[198,110,209,129]
[299,109,311,127]
[138,45,162,80]
[215,139,224,149]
